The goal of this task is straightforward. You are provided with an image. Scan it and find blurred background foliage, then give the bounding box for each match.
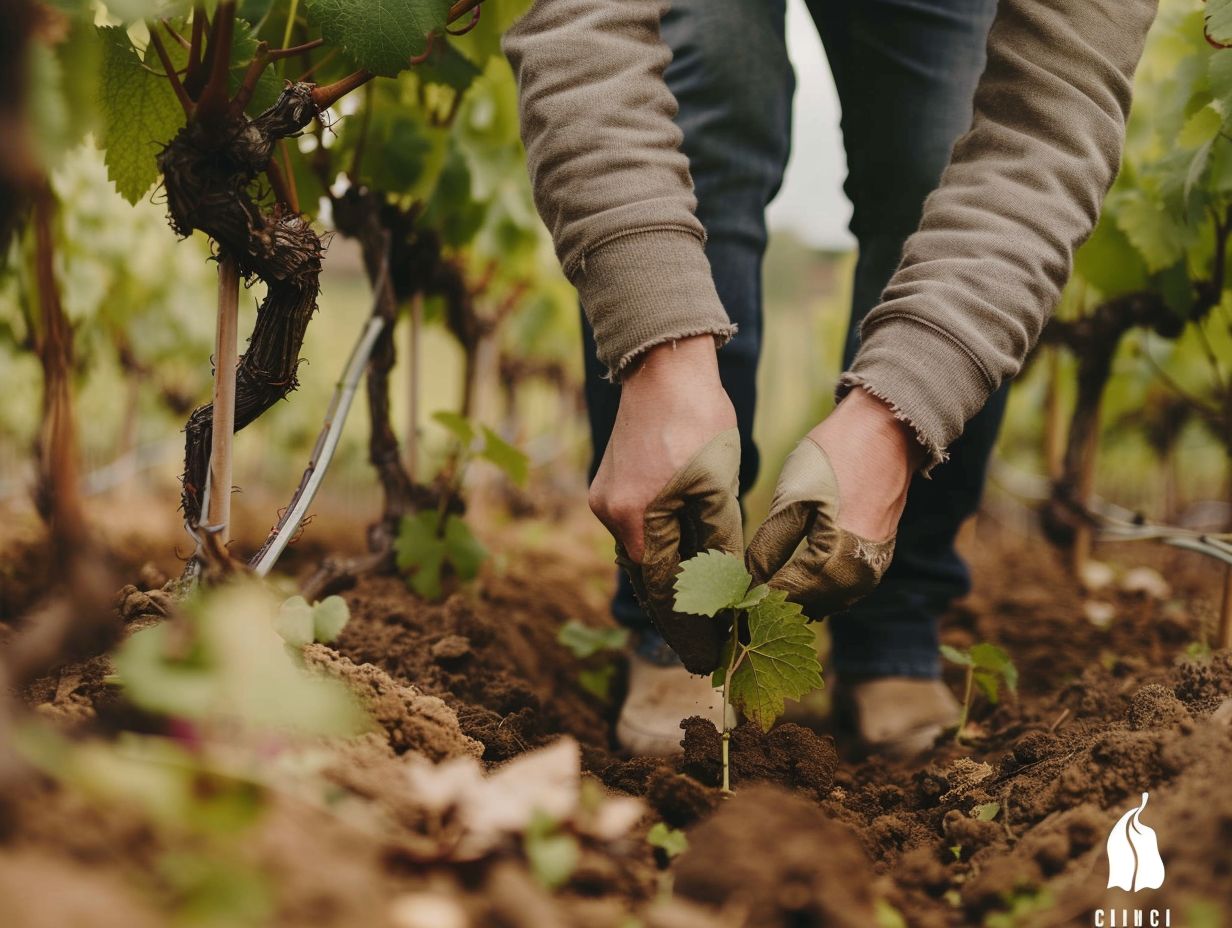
[0,0,1228,539]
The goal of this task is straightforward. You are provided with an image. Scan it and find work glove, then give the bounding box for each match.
[614,428,742,675]
[746,437,895,618]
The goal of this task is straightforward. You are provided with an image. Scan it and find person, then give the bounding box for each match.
[503,0,1157,757]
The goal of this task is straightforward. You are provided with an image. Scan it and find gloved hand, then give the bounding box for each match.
[745,437,894,616]
[746,388,920,617]
[588,336,741,674]
[613,428,742,673]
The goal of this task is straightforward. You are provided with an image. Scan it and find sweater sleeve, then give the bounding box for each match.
[502,0,735,378]
[839,0,1157,468]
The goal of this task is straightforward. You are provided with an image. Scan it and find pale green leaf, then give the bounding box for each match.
[274,596,314,648]
[433,409,476,447]
[557,620,629,659]
[311,596,350,643]
[1178,104,1222,149]
[443,514,487,580]
[97,25,185,204]
[974,669,1001,705]
[728,590,823,731]
[973,801,1001,822]
[395,511,446,600]
[1207,0,1232,47]
[480,426,529,486]
[939,644,973,667]
[673,550,752,617]
[1114,191,1186,273]
[969,642,1018,694]
[525,812,578,890]
[305,0,452,77]
[647,822,689,858]
[733,583,771,611]
[577,665,616,701]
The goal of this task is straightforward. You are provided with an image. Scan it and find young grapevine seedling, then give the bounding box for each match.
[673,550,823,792]
[557,620,630,701]
[394,411,528,600]
[940,642,1018,743]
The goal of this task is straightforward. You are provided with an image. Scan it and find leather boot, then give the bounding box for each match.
[837,676,960,759]
[616,653,732,756]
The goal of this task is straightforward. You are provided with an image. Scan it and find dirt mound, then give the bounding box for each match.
[334,561,618,766]
[304,644,483,760]
[673,785,878,928]
[680,718,838,800]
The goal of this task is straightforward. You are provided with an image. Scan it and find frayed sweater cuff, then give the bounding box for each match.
[837,316,997,474]
[568,228,736,378]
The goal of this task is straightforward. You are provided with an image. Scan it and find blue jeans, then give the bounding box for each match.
[581,0,1007,678]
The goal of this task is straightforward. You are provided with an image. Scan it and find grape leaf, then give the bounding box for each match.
[673,550,752,617]
[417,42,483,92]
[97,26,185,204]
[939,644,973,667]
[727,590,823,732]
[274,595,315,647]
[647,822,689,858]
[305,0,452,77]
[969,642,1018,695]
[312,595,350,643]
[443,514,487,581]
[1208,0,1232,47]
[557,620,629,660]
[1114,192,1186,273]
[395,511,447,600]
[433,409,476,447]
[480,426,528,486]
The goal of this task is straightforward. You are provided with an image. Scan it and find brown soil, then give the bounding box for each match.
[3,504,1230,927]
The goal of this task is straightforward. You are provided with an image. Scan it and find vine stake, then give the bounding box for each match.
[207,253,241,546]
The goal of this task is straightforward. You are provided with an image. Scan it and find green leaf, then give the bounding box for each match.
[673,551,752,617]
[647,822,689,859]
[1114,191,1187,273]
[727,590,823,732]
[443,514,487,580]
[973,669,1001,705]
[972,801,1000,822]
[479,426,529,486]
[1208,0,1232,47]
[305,0,452,78]
[557,620,629,660]
[433,409,476,447]
[417,42,483,92]
[524,812,578,890]
[733,583,771,611]
[939,644,973,667]
[395,511,446,600]
[97,25,186,204]
[577,666,616,701]
[1073,211,1148,296]
[274,596,315,648]
[969,642,1018,695]
[311,596,350,643]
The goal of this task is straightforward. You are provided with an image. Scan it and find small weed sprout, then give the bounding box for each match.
[647,822,689,860]
[557,620,630,701]
[395,412,528,600]
[940,642,1018,742]
[673,550,823,792]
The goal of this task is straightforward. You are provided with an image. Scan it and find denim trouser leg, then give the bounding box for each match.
[810,0,1005,678]
[581,0,794,657]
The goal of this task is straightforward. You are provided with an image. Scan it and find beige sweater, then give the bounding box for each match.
[503,0,1157,465]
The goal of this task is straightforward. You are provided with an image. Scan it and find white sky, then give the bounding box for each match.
[765,0,855,250]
